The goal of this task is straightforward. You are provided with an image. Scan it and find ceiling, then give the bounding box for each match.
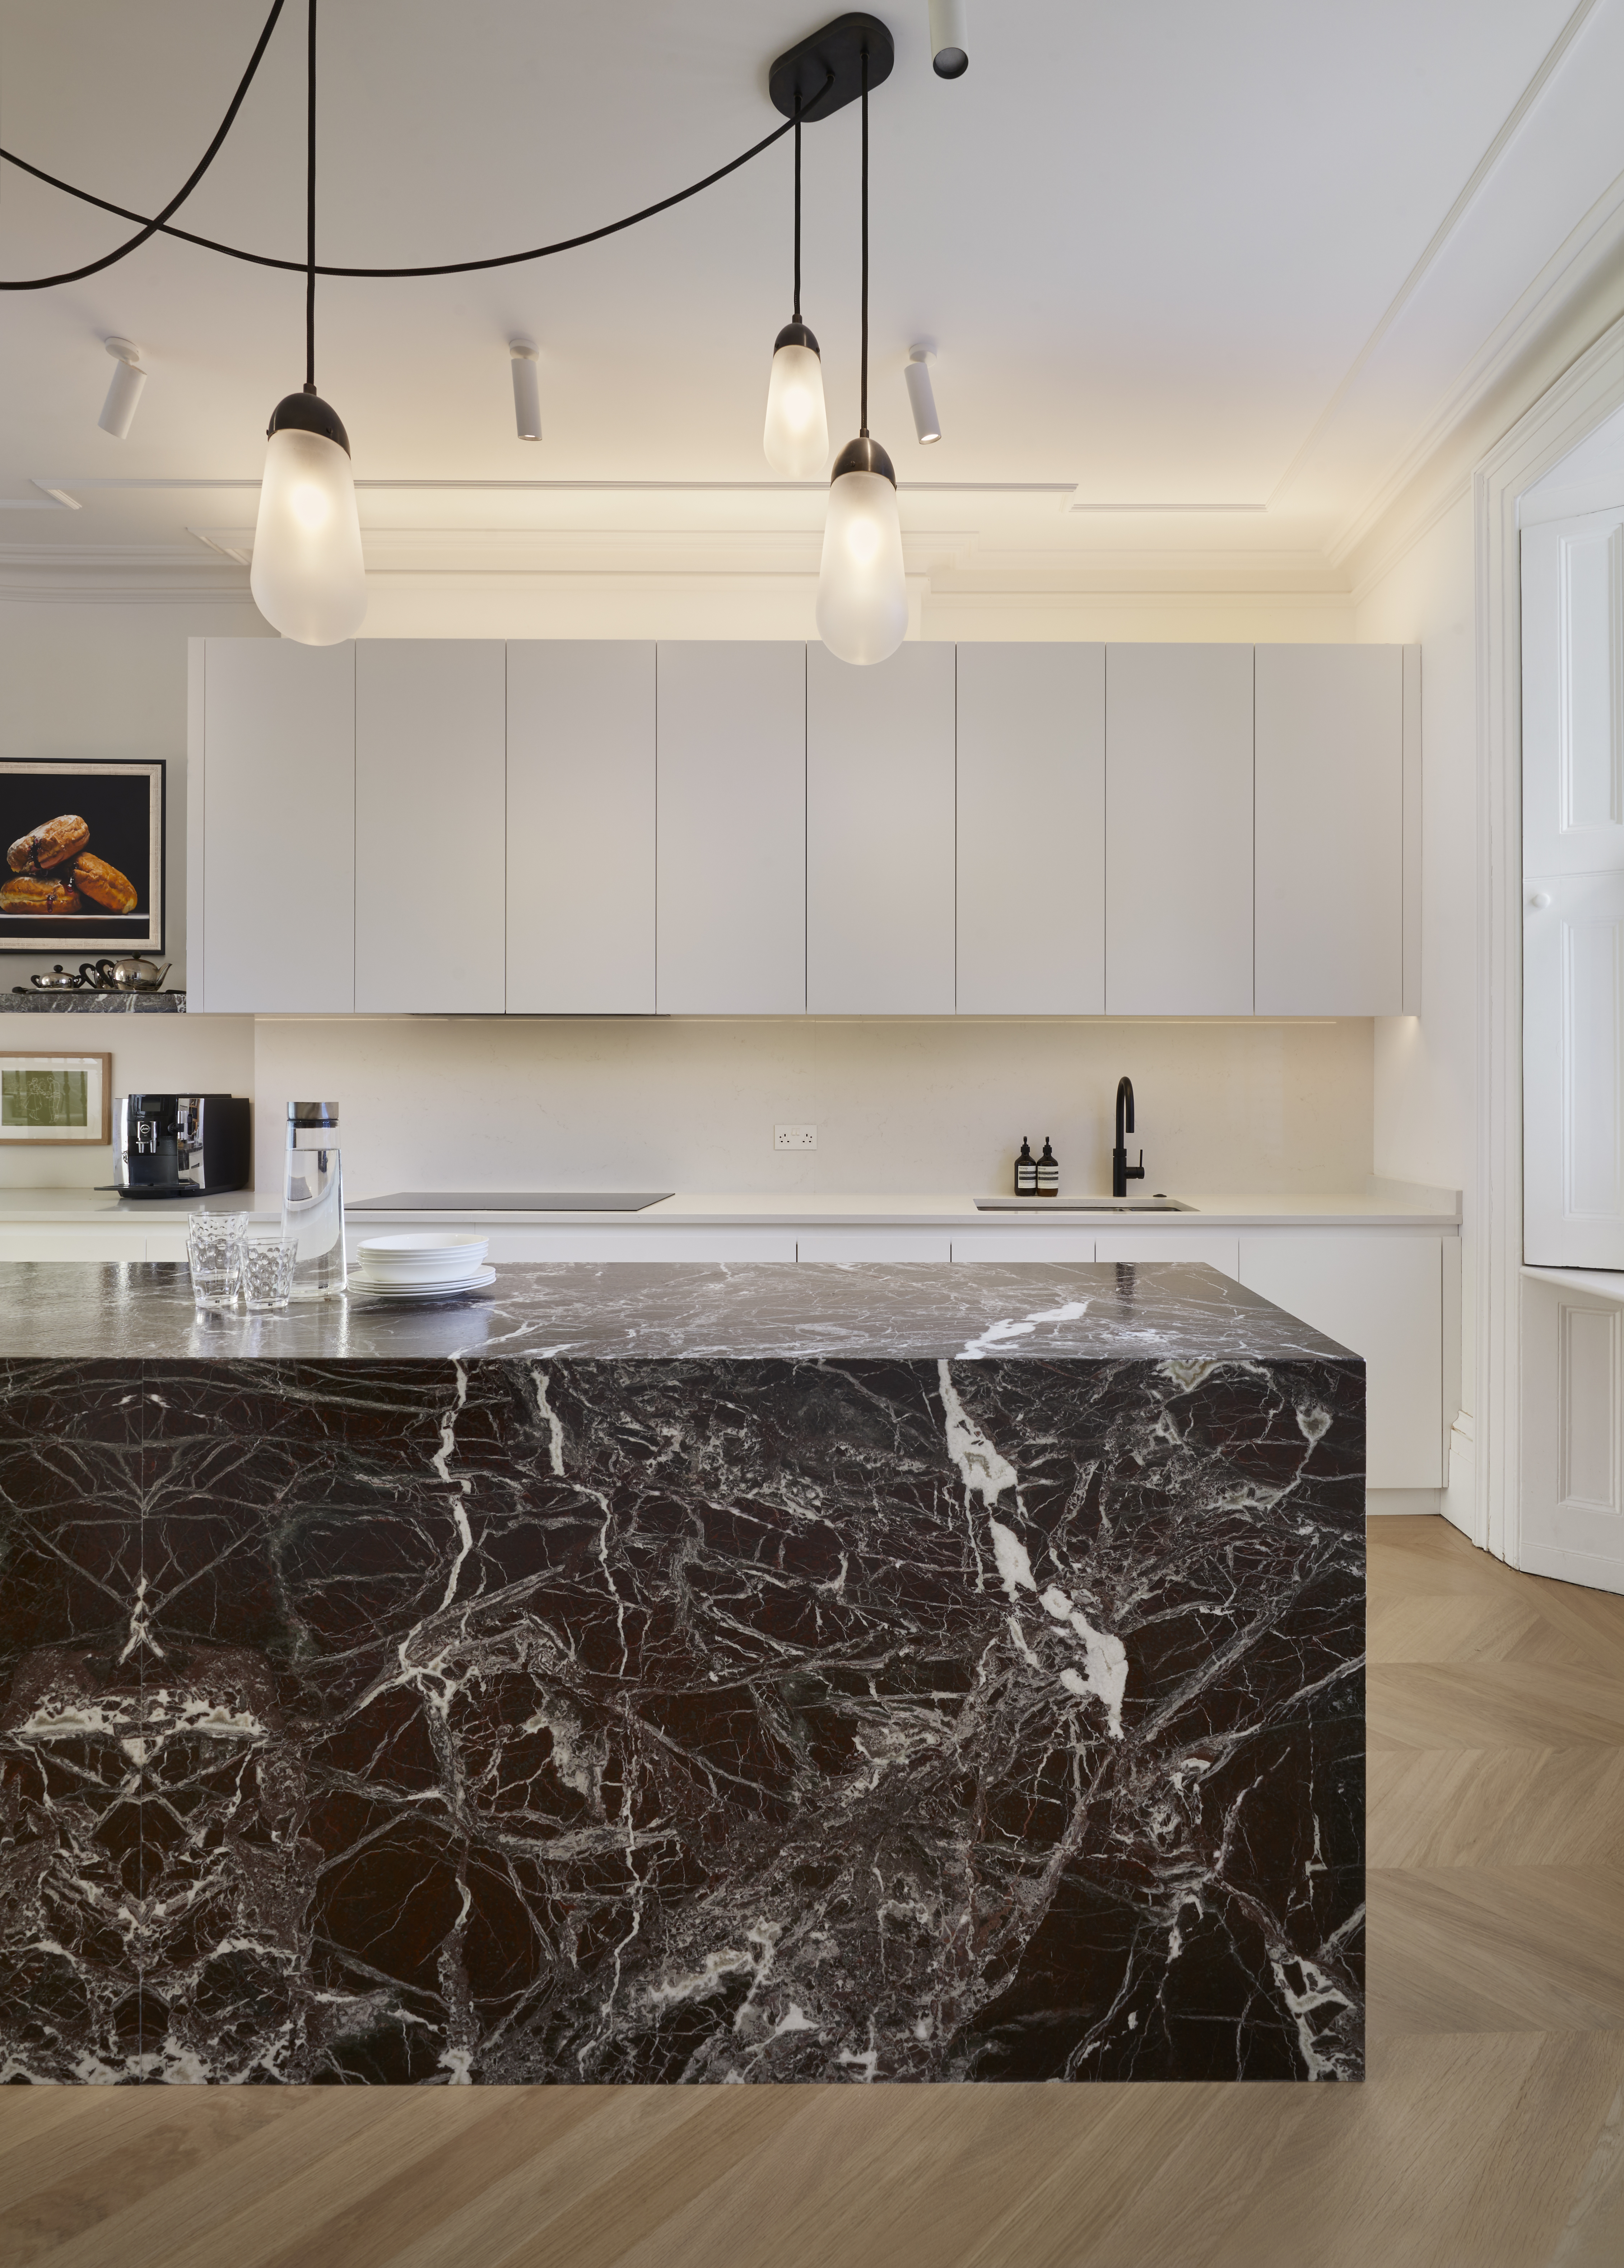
[1,0,1621,592]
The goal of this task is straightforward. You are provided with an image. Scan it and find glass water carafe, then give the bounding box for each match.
[282,1099,347,1299]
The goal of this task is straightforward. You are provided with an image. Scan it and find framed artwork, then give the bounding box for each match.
[0,758,165,954]
[0,1050,112,1145]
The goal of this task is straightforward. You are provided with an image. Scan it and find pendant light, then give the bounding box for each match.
[763,96,829,479]
[250,0,366,645]
[815,45,906,667]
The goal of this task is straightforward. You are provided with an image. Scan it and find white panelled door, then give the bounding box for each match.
[1523,510,1624,1270]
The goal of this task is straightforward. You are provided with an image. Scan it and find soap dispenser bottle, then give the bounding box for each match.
[1037,1137,1060,1197]
[1014,1138,1037,1196]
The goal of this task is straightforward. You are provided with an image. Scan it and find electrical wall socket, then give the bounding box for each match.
[774,1124,817,1151]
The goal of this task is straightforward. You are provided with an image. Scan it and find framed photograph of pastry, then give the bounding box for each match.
[0,1050,112,1145]
[0,757,165,954]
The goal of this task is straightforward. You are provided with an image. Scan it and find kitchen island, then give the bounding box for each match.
[0,1262,1364,2086]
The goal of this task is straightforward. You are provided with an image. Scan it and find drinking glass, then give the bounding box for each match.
[186,1210,247,1312]
[242,1231,299,1313]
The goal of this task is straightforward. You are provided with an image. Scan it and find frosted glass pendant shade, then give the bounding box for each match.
[251,396,367,645]
[816,438,907,666]
[763,323,829,478]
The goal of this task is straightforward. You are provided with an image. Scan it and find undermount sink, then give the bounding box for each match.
[974,1197,1196,1212]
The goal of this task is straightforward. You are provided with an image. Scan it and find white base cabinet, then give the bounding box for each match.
[1237,1233,1445,1488]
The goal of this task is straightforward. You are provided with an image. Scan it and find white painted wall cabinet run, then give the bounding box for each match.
[188,638,1419,1017]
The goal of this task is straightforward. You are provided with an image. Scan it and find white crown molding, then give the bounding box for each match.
[1269,0,1608,518]
[1328,159,1624,567]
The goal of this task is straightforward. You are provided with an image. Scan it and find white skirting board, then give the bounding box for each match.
[1367,1489,1443,1516]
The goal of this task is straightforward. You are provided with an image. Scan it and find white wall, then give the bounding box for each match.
[1355,493,1477,1431]
[248,1013,1374,1201]
[0,1005,1373,1203]
[0,1008,254,1186]
[0,599,270,989]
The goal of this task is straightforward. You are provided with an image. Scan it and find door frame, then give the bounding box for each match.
[1475,308,1624,1564]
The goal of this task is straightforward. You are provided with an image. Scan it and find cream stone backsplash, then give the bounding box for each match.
[0,1009,1374,1200]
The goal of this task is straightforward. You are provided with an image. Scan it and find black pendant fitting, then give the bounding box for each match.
[267,389,350,453]
[774,319,821,356]
[830,432,895,488]
[770,13,894,123]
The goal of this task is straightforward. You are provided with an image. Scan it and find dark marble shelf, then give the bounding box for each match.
[1,989,186,1013]
[0,1259,1365,2087]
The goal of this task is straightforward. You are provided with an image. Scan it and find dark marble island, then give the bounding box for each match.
[0,1261,1364,2087]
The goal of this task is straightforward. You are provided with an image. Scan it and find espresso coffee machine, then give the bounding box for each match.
[111,1094,252,1197]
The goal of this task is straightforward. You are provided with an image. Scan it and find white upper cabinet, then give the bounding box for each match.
[196,637,356,1014]
[956,643,1106,1015]
[506,641,656,1015]
[806,642,957,1015]
[355,642,506,1014]
[1254,645,1406,1016]
[1105,644,1254,1014]
[657,643,806,1015]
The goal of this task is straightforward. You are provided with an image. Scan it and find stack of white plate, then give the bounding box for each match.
[353,1233,495,1299]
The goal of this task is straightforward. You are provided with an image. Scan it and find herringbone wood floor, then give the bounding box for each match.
[3,1516,1621,2268]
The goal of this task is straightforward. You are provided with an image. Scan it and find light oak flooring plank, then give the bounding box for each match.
[1369,1866,1624,2034]
[3,1515,1622,2268]
[1369,1661,1624,1750]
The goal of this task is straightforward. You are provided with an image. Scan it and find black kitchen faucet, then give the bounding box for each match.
[1113,1076,1146,1200]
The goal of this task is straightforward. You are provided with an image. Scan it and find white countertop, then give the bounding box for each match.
[0,1182,1461,1230]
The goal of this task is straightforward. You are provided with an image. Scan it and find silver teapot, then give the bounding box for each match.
[28,963,83,991]
[107,954,169,992]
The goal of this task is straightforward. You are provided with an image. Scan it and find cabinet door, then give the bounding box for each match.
[806,642,956,1014]
[656,643,805,1014]
[355,642,506,1013]
[1255,645,1403,1014]
[200,639,355,1013]
[1237,1233,1444,1488]
[506,642,656,1014]
[957,643,1105,1014]
[1104,645,1253,1014]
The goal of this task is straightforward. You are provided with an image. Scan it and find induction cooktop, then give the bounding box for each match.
[348,1192,673,1212]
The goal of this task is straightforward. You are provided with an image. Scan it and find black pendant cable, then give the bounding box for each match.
[248,0,366,646]
[264,0,346,459]
[827,44,893,495]
[860,49,869,440]
[815,28,906,667]
[762,75,831,479]
[0,26,809,289]
[0,0,287,290]
[304,0,318,393]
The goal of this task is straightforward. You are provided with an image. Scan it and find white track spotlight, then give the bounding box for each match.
[904,347,941,445]
[97,337,147,439]
[929,0,968,78]
[510,338,541,441]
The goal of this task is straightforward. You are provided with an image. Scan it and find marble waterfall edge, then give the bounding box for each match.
[0,1262,1364,2084]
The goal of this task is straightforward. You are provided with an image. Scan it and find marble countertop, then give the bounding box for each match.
[0,1182,1461,1229]
[0,1258,1356,1364]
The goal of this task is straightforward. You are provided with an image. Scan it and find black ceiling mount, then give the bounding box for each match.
[769,13,894,124]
